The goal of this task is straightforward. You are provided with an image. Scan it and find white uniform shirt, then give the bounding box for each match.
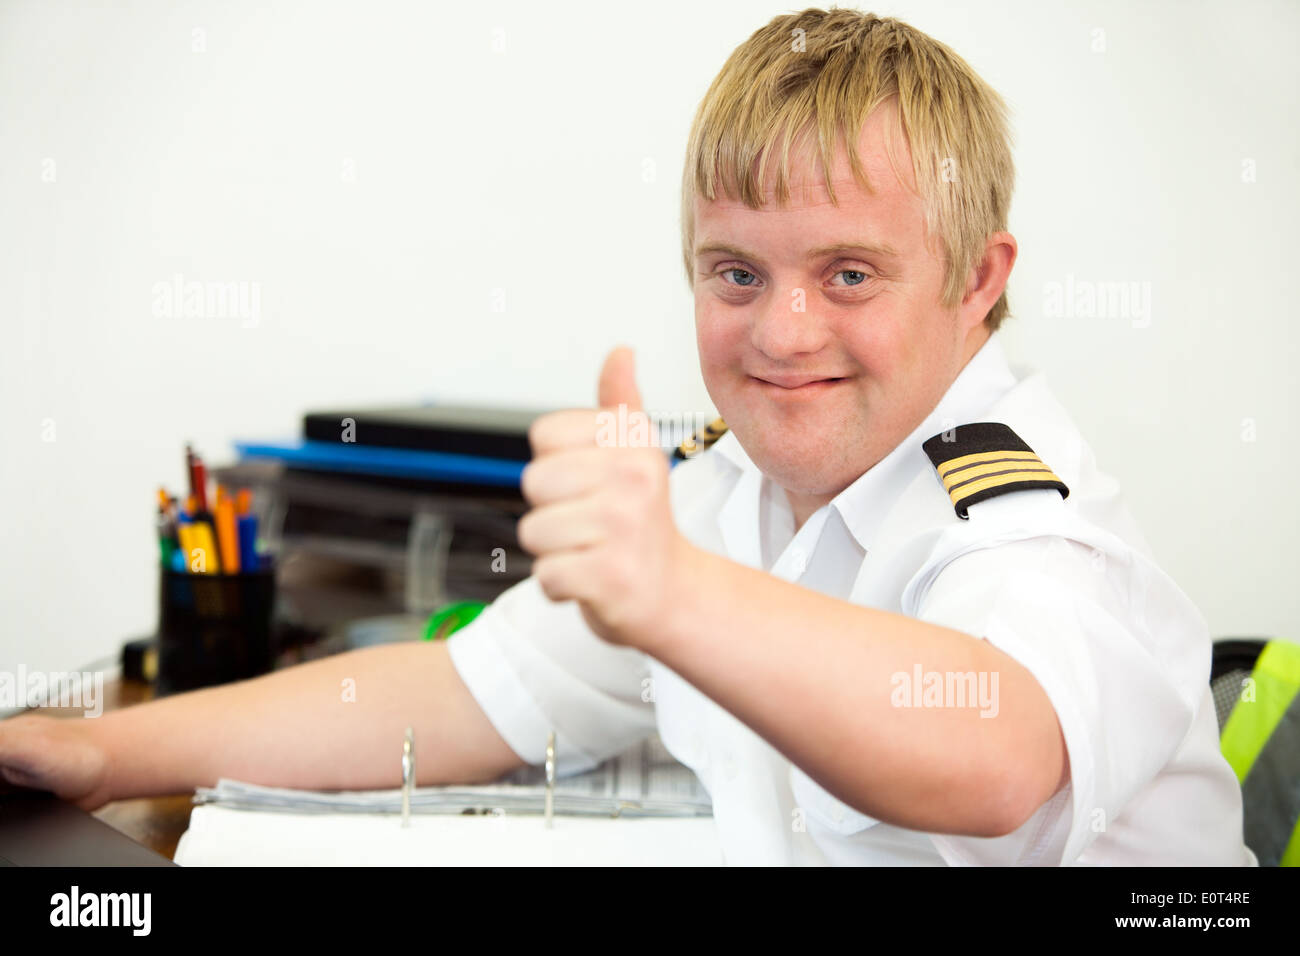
[447,331,1255,865]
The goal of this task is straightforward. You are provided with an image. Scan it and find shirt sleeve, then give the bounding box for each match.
[906,494,1209,866]
[443,447,729,779]
[445,575,658,777]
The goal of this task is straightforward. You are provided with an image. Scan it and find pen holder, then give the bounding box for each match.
[155,565,278,696]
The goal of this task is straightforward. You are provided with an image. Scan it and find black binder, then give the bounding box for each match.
[302,405,551,461]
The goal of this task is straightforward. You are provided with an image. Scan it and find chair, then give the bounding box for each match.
[1212,636,1300,866]
[1211,638,1266,733]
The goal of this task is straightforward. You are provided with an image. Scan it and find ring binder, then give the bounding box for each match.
[401,726,415,828]
[545,730,556,828]
[193,735,711,819]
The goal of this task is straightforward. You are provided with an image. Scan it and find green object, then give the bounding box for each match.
[423,601,487,641]
[1220,638,1300,866]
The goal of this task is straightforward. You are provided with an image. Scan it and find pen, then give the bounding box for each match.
[156,488,177,568]
[190,454,211,518]
[168,449,265,574]
[189,513,222,575]
[177,493,220,575]
[193,458,209,514]
[176,506,197,574]
[186,443,208,513]
[214,486,240,574]
[237,511,258,572]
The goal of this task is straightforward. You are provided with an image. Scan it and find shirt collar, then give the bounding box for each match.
[709,330,1020,552]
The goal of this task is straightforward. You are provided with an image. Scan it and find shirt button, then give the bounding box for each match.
[830,801,846,824]
[722,754,738,781]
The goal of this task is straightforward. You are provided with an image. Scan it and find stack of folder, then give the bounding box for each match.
[220,405,555,632]
[235,404,547,492]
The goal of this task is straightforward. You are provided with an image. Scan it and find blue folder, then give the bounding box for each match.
[234,439,527,488]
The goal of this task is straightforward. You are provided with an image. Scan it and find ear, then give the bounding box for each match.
[959,231,1018,333]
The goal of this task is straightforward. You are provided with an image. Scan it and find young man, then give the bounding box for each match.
[483,9,1253,864]
[0,9,1252,866]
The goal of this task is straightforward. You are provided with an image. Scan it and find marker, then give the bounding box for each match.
[237,512,258,572]
[214,486,240,574]
[186,444,199,508]
[192,458,209,515]
[156,488,177,568]
[189,516,222,575]
[176,510,197,574]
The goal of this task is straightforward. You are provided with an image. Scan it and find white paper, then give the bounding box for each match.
[193,735,713,818]
[174,805,724,866]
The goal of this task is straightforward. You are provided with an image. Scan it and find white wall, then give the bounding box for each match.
[1,0,1296,676]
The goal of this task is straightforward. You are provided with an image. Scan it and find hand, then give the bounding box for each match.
[0,712,114,810]
[517,346,695,648]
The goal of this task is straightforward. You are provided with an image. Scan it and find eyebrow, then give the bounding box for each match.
[693,240,902,262]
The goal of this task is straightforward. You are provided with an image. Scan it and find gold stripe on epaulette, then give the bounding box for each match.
[921,422,1069,519]
[938,461,1065,507]
[674,417,728,460]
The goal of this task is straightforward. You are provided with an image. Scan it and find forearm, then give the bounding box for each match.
[95,640,524,800]
[649,546,1065,837]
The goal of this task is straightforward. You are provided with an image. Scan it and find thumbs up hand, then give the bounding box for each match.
[595,344,645,419]
[518,346,695,648]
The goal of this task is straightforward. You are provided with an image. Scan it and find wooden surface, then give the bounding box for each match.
[93,676,196,860]
[92,794,195,861]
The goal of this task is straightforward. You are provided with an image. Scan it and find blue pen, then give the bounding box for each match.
[237,514,258,572]
[175,511,195,574]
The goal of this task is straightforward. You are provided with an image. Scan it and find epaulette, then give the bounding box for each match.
[673,417,729,461]
[922,422,1068,519]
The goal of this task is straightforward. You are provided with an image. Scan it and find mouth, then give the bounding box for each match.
[750,375,849,394]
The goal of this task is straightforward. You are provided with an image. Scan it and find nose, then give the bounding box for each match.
[749,284,832,362]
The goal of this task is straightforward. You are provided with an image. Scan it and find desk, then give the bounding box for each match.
[38,676,194,861]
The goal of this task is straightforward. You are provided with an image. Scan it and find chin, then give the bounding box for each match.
[770,464,854,498]
[732,421,866,490]
[747,436,841,490]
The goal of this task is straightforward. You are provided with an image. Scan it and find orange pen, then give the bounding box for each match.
[214,486,241,574]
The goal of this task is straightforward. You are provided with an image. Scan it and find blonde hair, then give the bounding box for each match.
[680,7,1016,331]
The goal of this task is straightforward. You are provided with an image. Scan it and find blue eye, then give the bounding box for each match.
[714,267,871,291]
[722,268,759,287]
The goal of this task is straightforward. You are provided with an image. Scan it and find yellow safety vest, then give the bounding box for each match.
[1220,638,1300,866]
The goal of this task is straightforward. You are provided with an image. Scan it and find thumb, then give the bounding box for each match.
[597,346,643,411]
